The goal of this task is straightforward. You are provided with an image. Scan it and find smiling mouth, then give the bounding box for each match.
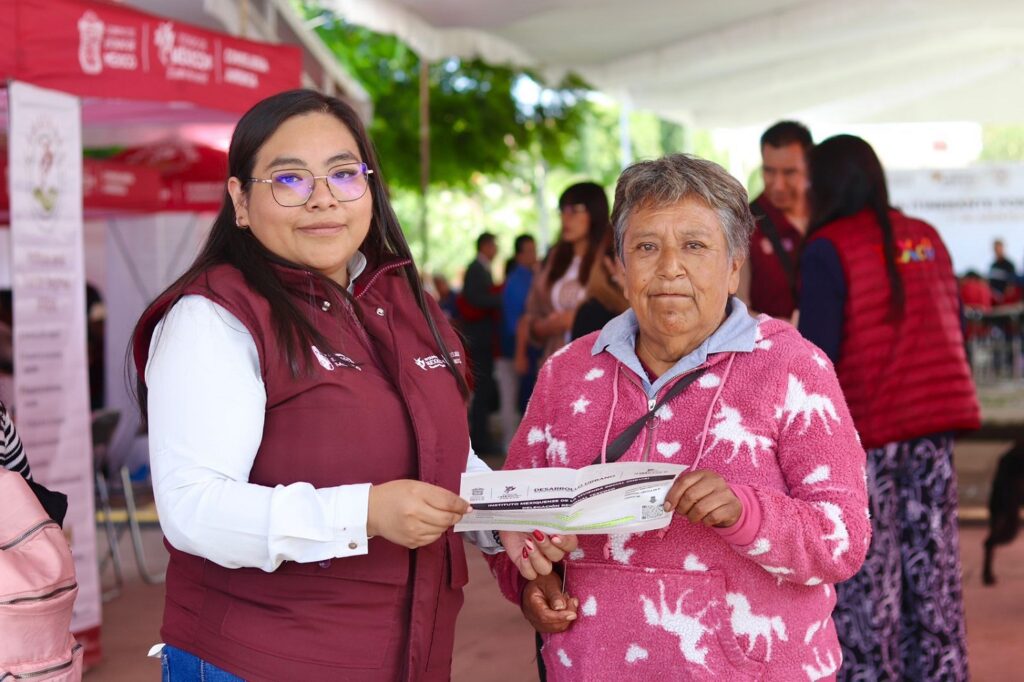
[299,223,346,235]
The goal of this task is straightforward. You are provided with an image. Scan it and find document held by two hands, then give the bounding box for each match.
[454,462,687,535]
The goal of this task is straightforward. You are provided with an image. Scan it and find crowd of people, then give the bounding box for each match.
[2,90,989,682]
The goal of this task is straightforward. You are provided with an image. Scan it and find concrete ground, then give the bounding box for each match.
[85,517,1024,681]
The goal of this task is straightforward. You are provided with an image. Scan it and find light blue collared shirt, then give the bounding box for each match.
[590,297,758,399]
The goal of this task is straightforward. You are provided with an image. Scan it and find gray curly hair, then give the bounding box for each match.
[611,154,755,260]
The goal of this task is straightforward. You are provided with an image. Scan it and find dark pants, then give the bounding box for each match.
[467,332,498,453]
[833,433,968,681]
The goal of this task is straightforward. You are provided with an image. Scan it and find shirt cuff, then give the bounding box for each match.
[332,483,371,557]
[712,483,762,547]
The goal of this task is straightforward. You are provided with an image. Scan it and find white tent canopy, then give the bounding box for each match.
[324,0,1024,127]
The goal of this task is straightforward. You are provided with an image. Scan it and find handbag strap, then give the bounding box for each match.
[594,367,708,464]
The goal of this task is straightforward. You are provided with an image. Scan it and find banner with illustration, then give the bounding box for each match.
[7,81,102,664]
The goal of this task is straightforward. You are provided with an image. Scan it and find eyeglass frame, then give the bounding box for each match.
[247,162,374,207]
[559,203,588,216]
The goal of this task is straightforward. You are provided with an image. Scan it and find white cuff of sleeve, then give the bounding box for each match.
[333,482,371,557]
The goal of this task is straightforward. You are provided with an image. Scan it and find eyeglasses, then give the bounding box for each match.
[560,203,588,216]
[249,163,373,207]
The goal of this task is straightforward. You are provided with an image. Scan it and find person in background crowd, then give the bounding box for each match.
[738,120,813,320]
[431,273,460,323]
[496,234,537,450]
[489,153,868,681]
[460,232,503,454]
[523,182,610,363]
[569,232,628,340]
[798,134,980,682]
[86,283,106,410]
[130,89,558,681]
[988,238,1018,302]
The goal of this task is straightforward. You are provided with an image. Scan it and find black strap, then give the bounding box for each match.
[751,204,796,288]
[594,367,708,464]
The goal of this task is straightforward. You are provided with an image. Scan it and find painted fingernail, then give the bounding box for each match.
[522,548,529,559]
[551,534,562,545]
[525,538,535,552]
[532,530,546,542]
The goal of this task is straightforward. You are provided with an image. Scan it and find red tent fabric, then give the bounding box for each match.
[112,140,228,213]
[0,0,302,114]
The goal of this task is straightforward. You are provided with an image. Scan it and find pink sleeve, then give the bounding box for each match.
[713,483,762,547]
[726,347,870,585]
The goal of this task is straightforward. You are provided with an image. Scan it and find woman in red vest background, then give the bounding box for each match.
[798,135,980,682]
[132,90,571,681]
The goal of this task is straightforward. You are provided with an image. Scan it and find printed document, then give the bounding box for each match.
[454,462,687,534]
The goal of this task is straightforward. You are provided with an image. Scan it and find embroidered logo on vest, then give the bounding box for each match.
[413,351,463,370]
[312,346,361,371]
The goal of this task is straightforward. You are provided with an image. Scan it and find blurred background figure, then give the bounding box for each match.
[461,232,503,454]
[738,120,812,320]
[495,234,537,451]
[570,232,628,340]
[988,238,1019,303]
[798,134,980,682]
[431,272,460,323]
[523,182,609,363]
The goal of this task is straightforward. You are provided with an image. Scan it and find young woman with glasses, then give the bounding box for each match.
[131,90,573,681]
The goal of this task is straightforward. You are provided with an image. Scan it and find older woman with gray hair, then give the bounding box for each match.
[487,154,869,681]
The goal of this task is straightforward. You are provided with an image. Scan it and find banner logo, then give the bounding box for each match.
[77,11,105,75]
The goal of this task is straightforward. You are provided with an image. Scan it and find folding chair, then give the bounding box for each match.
[93,409,164,601]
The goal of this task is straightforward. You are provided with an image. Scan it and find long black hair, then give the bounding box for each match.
[132,89,468,418]
[547,182,610,288]
[807,134,904,319]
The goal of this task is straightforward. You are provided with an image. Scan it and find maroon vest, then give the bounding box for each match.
[134,260,470,681]
[807,210,980,449]
[748,193,803,318]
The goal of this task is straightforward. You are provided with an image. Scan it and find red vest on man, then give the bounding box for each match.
[807,209,980,449]
[134,260,470,681]
[748,193,803,318]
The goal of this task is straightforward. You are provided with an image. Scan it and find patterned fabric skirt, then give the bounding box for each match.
[833,433,968,681]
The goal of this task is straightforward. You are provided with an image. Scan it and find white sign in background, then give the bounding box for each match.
[889,164,1024,275]
[8,81,101,651]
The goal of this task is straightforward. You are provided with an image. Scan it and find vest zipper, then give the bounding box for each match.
[0,520,57,550]
[0,583,77,606]
[0,644,82,680]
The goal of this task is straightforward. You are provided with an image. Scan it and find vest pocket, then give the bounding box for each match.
[219,572,405,668]
[546,561,767,679]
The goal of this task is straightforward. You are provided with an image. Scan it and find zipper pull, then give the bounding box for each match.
[648,397,657,412]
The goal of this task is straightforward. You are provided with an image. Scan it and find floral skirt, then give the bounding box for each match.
[833,433,968,681]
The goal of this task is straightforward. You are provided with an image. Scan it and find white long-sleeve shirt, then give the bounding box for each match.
[146,291,497,573]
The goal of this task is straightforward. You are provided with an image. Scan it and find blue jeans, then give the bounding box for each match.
[161,645,245,681]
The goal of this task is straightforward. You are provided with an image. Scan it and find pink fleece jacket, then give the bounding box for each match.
[487,316,869,681]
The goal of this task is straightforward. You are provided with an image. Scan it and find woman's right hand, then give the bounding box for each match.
[367,480,471,549]
[521,571,578,634]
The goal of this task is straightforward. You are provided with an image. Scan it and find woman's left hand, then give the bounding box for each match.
[663,469,742,528]
[500,530,578,580]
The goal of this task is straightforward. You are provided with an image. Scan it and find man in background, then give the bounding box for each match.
[739,120,813,319]
[461,233,502,454]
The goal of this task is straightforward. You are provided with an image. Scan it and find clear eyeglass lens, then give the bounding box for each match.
[271,169,315,206]
[326,164,368,200]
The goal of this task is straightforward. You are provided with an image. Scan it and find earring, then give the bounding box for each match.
[235,216,247,229]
